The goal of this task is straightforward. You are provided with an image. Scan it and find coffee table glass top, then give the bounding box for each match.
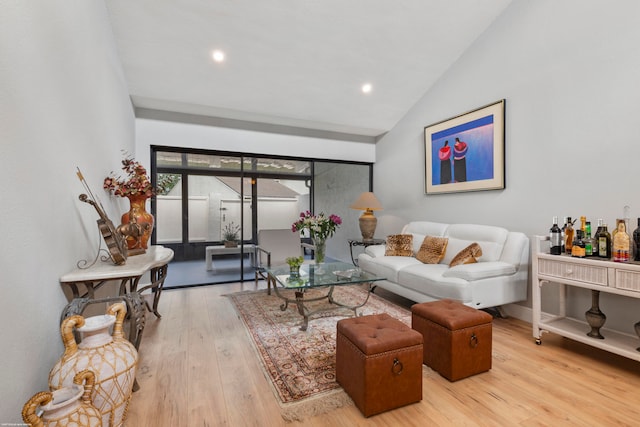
[266,261,385,289]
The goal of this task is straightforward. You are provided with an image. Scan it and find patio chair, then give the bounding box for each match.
[255,229,314,294]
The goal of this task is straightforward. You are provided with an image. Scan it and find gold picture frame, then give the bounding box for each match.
[424,99,505,194]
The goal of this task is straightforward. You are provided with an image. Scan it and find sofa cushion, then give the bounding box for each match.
[402,221,449,237]
[441,224,508,264]
[364,245,386,258]
[358,255,422,283]
[402,222,450,254]
[442,262,516,281]
[416,236,449,264]
[449,242,482,267]
[397,264,472,302]
[385,234,413,256]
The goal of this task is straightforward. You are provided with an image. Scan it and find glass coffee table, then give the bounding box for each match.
[265,261,386,331]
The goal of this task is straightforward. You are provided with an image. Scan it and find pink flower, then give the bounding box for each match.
[291,211,341,240]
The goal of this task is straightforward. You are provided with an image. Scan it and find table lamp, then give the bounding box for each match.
[350,192,383,240]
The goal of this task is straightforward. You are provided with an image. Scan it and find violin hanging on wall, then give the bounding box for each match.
[77,168,128,265]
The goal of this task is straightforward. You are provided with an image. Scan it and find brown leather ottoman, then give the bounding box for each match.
[411,299,492,381]
[336,313,423,417]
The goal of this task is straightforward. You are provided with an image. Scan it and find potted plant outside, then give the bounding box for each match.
[222,222,241,248]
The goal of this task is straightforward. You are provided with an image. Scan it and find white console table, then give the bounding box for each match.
[532,235,640,362]
[60,245,174,318]
[205,244,256,271]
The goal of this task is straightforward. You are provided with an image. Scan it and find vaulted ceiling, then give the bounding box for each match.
[105,0,512,141]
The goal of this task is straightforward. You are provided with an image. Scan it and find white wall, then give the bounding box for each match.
[135,118,376,164]
[374,0,640,331]
[0,1,135,421]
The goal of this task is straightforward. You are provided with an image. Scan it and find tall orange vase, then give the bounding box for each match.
[121,194,154,253]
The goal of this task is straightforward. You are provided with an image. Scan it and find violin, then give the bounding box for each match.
[77,169,128,265]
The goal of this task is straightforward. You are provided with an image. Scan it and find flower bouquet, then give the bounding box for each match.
[291,211,342,264]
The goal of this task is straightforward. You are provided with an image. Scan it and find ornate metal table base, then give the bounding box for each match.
[271,283,373,331]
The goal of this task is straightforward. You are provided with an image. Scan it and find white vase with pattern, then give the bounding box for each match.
[49,303,138,427]
[23,370,102,427]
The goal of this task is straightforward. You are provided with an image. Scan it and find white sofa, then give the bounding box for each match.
[357,221,529,309]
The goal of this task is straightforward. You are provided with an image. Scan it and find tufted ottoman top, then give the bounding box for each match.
[337,313,423,355]
[411,299,492,330]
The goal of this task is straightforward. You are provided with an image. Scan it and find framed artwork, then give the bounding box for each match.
[424,99,505,194]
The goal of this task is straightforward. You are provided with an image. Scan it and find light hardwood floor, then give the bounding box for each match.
[126,282,640,426]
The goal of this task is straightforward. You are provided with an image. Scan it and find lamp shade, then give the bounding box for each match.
[350,192,383,211]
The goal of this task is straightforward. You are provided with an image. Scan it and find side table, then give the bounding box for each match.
[348,238,386,266]
[59,246,173,315]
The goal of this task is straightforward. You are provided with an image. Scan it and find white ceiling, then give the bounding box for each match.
[105,0,512,140]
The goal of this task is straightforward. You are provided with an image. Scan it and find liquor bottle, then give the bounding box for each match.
[549,216,562,255]
[593,218,604,256]
[597,222,611,259]
[561,217,568,253]
[612,219,630,262]
[571,230,586,258]
[633,218,640,262]
[564,217,574,255]
[580,216,587,233]
[584,221,594,257]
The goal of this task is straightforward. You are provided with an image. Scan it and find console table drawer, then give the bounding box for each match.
[538,259,608,286]
[615,270,640,292]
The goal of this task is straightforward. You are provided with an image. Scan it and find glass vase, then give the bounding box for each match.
[313,237,326,265]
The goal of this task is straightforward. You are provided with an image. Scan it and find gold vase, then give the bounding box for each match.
[23,370,102,427]
[49,303,138,427]
[121,194,154,254]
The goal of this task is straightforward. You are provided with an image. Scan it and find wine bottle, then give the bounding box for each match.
[598,223,611,259]
[561,217,568,253]
[593,218,603,256]
[633,218,640,262]
[565,217,574,255]
[549,216,562,255]
[612,219,630,262]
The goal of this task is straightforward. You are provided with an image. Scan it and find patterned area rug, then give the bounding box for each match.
[227,284,411,421]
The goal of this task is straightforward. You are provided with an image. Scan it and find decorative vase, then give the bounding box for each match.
[121,194,154,254]
[23,370,102,427]
[585,290,606,339]
[313,237,326,265]
[49,303,138,427]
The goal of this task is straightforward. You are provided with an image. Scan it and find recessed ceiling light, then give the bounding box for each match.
[212,50,225,63]
[361,83,372,94]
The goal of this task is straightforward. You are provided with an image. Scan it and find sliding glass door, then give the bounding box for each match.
[151,147,372,287]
